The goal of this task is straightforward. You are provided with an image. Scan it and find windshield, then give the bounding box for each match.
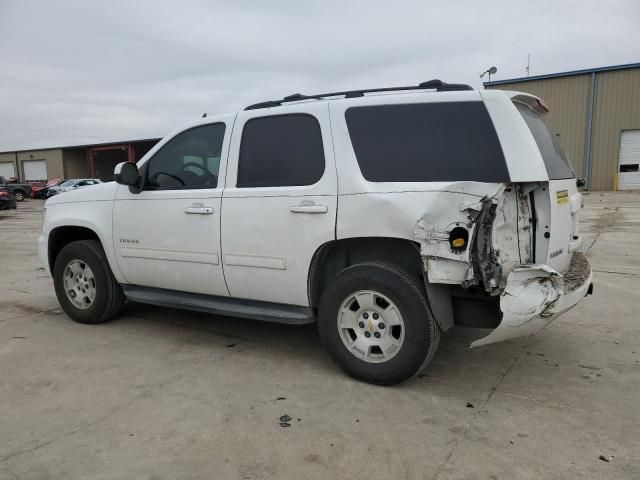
[515,103,575,180]
[59,180,75,187]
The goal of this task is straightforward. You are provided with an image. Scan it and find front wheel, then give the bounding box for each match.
[318,261,440,386]
[14,191,25,201]
[53,240,124,324]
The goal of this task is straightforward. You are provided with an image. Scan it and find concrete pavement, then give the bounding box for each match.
[0,193,639,479]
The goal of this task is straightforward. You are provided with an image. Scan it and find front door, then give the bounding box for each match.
[221,104,337,306]
[113,116,233,296]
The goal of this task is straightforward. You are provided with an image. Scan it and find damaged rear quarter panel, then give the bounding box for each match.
[412,182,528,292]
[337,181,527,293]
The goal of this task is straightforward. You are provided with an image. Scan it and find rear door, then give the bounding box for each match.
[221,103,337,306]
[515,102,579,273]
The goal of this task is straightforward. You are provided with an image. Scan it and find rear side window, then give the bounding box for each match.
[237,114,325,188]
[516,103,575,180]
[345,102,509,183]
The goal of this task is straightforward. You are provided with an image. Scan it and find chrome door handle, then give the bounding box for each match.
[289,202,328,214]
[184,205,214,215]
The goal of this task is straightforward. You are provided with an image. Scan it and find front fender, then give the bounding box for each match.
[43,201,125,283]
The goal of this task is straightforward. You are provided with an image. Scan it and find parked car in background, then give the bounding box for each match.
[0,178,17,210]
[0,176,32,201]
[31,178,62,199]
[46,179,102,197]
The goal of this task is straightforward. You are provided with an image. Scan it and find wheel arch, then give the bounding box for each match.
[307,237,424,309]
[307,236,468,332]
[48,225,102,273]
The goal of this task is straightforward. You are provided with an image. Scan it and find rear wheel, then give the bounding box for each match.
[53,240,124,324]
[318,261,440,385]
[14,190,25,201]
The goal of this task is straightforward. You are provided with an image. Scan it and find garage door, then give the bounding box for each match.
[22,159,47,182]
[0,162,16,179]
[619,130,640,190]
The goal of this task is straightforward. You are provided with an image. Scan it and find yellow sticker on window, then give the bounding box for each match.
[556,190,569,205]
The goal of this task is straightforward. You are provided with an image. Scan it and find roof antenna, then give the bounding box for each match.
[202,112,207,118]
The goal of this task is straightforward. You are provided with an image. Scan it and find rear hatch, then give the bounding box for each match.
[514,100,581,274]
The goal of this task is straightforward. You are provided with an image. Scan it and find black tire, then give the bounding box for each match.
[14,190,25,201]
[53,240,124,324]
[317,261,440,386]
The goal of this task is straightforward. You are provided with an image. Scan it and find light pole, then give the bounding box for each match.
[480,66,498,83]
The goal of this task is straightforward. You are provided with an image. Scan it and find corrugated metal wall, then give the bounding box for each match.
[16,149,64,181]
[63,148,90,178]
[590,68,640,190]
[486,67,640,190]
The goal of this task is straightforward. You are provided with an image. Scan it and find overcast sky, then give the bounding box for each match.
[1,0,638,151]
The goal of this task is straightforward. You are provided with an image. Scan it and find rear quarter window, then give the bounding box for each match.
[345,102,509,183]
[515,103,575,180]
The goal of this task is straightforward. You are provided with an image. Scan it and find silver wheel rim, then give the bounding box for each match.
[62,259,96,310]
[15,192,23,200]
[337,290,405,363]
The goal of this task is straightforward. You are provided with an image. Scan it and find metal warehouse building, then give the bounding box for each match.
[485,63,640,190]
[0,138,159,183]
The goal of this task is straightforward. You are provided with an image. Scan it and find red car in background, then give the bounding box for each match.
[31,178,62,199]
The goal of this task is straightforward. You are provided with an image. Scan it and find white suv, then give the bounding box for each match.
[39,80,593,385]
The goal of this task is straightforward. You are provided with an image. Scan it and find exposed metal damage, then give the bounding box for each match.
[413,182,592,347]
[413,181,516,294]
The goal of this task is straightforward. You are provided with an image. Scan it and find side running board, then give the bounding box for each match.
[121,285,315,325]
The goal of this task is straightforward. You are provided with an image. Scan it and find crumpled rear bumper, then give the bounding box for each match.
[471,252,593,347]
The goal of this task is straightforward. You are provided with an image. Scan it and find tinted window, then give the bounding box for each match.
[146,123,225,189]
[516,103,575,180]
[237,114,325,188]
[345,102,509,183]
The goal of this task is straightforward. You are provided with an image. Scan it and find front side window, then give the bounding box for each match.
[237,114,325,188]
[146,123,226,189]
[345,102,509,183]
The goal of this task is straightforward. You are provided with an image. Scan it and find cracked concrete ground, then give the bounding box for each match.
[1,192,639,480]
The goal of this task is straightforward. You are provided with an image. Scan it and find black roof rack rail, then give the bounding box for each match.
[244,79,473,110]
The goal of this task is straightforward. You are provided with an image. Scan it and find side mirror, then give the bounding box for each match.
[114,162,139,187]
